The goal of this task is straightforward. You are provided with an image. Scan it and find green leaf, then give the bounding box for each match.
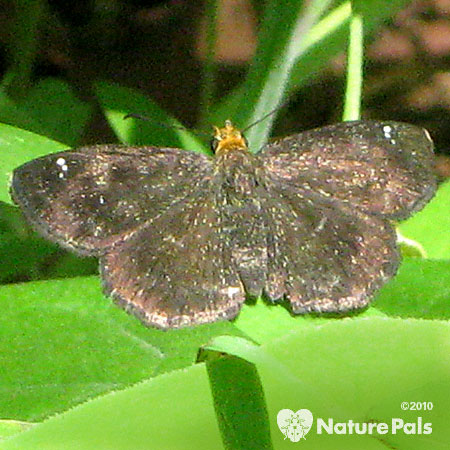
[0,123,67,205]
[373,259,450,320]
[205,352,273,450]
[95,81,206,153]
[0,201,97,283]
[232,258,450,344]
[3,318,448,449]
[0,420,34,443]
[398,180,450,259]
[0,364,224,450]
[260,317,450,448]
[0,276,244,421]
[0,78,91,146]
[0,202,58,283]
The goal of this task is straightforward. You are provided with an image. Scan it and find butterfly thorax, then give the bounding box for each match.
[210,121,268,297]
[212,120,261,193]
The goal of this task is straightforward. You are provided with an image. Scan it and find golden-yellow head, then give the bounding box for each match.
[211,120,248,156]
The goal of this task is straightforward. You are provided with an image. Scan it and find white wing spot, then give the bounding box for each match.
[382,125,393,139]
[223,286,241,297]
[56,157,68,177]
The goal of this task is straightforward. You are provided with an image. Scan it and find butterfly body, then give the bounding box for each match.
[11,120,437,328]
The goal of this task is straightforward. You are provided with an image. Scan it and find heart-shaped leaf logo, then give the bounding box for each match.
[277,409,313,442]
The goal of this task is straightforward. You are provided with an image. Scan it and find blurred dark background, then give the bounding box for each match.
[0,0,448,162]
[0,0,449,179]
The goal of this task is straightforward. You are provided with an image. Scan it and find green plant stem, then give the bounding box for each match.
[342,11,364,121]
[198,0,218,131]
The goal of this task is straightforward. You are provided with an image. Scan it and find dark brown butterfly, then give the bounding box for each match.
[11,120,437,329]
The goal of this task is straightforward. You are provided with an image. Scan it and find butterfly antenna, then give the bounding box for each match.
[124,113,210,137]
[241,104,286,133]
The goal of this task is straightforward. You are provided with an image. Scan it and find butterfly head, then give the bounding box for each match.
[211,120,249,156]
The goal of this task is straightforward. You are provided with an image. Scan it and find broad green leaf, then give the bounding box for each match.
[398,180,450,259]
[0,202,97,283]
[373,259,450,319]
[0,202,59,283]
[1,258,443,422]
[0,276,243,421]
[0,123,66,204]
[3,318,448,449]
[233,259,450,343]
[0,420,34,443]
[0,365,223,450]
[260,317,450,449]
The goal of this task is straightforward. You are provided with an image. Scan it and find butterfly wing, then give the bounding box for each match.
[257,119,436,312]
[101,186,246,329]
[259,120,437,220]
[261,182,398,312]
[11,145,213,255]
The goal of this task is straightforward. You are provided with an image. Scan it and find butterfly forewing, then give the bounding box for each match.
[12,145,213,255]
[259,121,436,220]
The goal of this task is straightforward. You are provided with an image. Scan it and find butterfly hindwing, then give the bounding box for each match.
[260,180,399,312]
[101,185,246,329]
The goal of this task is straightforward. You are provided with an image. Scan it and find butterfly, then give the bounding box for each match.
[11,120,437,329]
